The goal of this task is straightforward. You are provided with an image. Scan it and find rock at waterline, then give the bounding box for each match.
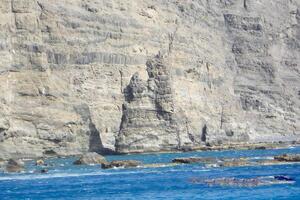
[172,157,219,164]
[73,152,107,165]
[101,160,141,169]
[5,159,24,173]
[274,154,300,162]
[274,175,295,181]
[40,169,48,173]
[36,159,45,166]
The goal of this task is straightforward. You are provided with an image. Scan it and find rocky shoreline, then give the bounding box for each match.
[1,143,300,174]
[1,141,300,160]
[0,0,299,161]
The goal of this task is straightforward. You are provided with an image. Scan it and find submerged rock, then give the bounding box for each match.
[40,169,48,174]
[101,160,141,169]
[274,175,295,181]
[73,152,107,165]
[190,176,295,187]
[172,157,218,164]
[274,154,300,162]
[5,159,24,173]
[219,159,252,167]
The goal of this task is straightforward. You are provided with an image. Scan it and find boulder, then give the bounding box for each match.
[73,152,107,165]
[172,157,218,164]
[36,159,45,166]
[5,159,24,173]
[274,154,300,162]
[101,160,141,169]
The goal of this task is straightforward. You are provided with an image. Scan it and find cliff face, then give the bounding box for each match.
[0,0,299,158]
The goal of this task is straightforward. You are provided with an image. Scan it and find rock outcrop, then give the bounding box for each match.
[274,154,300,162]
[0,0,299,158]
[101,160,141,169]
[35,159,45,166]
[172,157,218,164]
[73,152,107,165]
[116,54,180,153]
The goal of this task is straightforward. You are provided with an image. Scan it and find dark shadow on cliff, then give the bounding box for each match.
[74,104,117,155]
[88,121,116,155]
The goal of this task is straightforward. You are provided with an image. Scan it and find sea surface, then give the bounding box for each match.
[1,147,300,200]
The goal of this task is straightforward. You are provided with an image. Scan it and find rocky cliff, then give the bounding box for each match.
[0,0,299,158]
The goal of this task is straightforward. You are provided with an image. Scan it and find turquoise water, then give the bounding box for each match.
[1,147,300,200]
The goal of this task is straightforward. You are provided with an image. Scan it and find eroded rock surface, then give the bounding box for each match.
[0,0,299,158]
[172,157,218,164]
[116,54,180,153]
[101,160,141,169]
[73,152,107,165]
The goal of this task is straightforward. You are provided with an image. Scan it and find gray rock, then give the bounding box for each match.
[101,160,142,169]
[116,54,180,153]
[172,157,218,164]
[73,152,107,165]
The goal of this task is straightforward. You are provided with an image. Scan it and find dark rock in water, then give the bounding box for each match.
[172,157,218,164]
[101,160,141,169]
[73,152,107,165]
[5,159,24,173]
[274,154,300,162]
[41,169,48,173]
[274,175,294,181]
[254,146,267,150]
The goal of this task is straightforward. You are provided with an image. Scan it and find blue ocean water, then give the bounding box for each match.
[1,147,300,200]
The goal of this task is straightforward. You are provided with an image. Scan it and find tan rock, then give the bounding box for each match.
[101,160,141,169]
[172,157,218,164]
[73,152,107,165]
[36,159,45,166]
[274,154,300,162]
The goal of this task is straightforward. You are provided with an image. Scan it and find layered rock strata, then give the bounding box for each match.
[116,54,180,153]
[0,0,299,158]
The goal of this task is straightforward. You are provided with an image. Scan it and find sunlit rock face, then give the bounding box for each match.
[0,0,299,157]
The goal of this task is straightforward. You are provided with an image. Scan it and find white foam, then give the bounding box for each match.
[0,172,105,181]
[0,169,170,181]
[252,156,273,160]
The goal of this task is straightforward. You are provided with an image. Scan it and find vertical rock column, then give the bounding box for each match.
[116,54,180,153]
